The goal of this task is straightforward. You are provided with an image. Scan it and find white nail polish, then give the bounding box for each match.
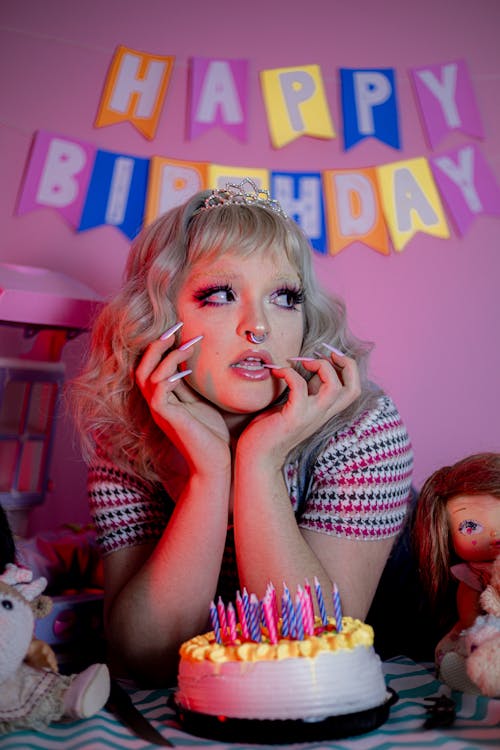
[168,369,192,383]
[160,321,183,340]
[321,343,345,357]
[178,334,203,351]
[288,357,317,362]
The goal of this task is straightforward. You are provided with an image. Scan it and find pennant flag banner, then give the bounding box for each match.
[16,130,96,228]
[188,57,249,142]
[271,172,327,255]
[260,65,336,148]
[78,150,150,239]
[16,129,500,254]
[377,157,450,251]
[323,168,389,256]
[430,144,500,236]
[144,157,208,225]
[340,68,401,151]
[95,46,175,140]
[410,59,484,151]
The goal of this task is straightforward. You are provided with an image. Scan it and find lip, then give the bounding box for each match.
[230,349,273,381]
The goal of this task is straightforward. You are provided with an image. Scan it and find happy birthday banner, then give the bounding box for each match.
[15,50,500,255]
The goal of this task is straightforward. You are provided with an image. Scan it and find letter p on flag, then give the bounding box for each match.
[95,46,175,140]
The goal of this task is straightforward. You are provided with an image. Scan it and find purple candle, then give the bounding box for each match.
[209,600,222,644]
[249,593,261,642]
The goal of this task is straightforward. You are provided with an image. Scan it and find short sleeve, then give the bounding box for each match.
[88,458,173,556]
[291,395,413,540]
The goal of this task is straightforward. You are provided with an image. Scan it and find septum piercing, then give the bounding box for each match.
[248,331,267,345]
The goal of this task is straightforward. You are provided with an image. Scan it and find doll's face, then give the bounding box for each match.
[447,494,500,563]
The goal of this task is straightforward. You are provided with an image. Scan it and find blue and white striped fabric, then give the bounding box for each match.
[1,657,499,749]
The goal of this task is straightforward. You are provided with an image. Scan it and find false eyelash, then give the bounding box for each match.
[193,283,234,306]
[272,286,305,306]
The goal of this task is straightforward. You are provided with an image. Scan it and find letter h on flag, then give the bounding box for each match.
[95,46,175,140]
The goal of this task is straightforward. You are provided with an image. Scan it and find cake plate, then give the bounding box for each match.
[170,688,398,744]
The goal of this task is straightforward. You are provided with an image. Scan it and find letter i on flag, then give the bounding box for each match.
[95,46,175,140]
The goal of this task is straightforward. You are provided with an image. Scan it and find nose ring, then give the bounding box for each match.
[248,331,267,345]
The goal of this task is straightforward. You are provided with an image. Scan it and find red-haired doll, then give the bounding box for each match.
[413,453,500,690]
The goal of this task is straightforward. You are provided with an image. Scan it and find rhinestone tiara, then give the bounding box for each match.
[203,178,288,219]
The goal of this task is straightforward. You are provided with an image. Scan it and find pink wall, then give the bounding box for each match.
[1,0,499,533]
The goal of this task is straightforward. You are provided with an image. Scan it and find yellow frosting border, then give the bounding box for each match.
[180,616,374,663]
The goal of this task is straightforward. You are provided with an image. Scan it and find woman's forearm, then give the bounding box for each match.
[105,470,231,684]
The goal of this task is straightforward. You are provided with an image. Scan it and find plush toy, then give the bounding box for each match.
[0,563,110,733]
[413,452,500,695]
[460,555,500,697]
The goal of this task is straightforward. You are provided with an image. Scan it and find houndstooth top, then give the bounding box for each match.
[88,395,413,596]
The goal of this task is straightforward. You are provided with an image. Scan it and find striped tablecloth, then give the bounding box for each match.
[1,657,499,749]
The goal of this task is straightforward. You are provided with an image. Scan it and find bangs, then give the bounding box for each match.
[185,204,306,277]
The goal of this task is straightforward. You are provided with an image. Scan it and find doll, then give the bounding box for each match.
[0,562,110,733]
[0,505,110,733]
[413,453,500,693]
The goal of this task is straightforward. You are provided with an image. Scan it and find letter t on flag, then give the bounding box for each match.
[95,46,175,140]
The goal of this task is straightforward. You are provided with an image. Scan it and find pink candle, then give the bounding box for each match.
[227,602,238,643]
[217,596,228,640]
[298,585,315,636]
[262,593,278,644]
[236,591,250,639]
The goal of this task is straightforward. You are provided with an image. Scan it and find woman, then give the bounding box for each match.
[73,179,413,685]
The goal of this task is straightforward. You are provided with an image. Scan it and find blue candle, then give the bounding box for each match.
[314,576,328,626]
[209,600,222,644]
[333,583,343,632]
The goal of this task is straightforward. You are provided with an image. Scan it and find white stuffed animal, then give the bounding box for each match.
[0,563,110,733]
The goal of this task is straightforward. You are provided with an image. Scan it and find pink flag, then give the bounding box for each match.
[188,57,248,142]
[410,60,484,150]
[431,144,500,236]
[16,130,95,228]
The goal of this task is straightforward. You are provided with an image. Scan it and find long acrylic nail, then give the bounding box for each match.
[178,334,204,351]
[160,321,183,340]
[288,356,317,362]
[168,369,192,383]
[321,343,345,357]
[262,363,284,369]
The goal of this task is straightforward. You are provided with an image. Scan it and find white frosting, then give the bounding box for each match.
[177,645,387,720]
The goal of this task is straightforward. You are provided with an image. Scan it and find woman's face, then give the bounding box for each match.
[447,493,500,563]
[174,248,305,420]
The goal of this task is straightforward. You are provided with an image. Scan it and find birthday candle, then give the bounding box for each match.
[333,583,343,632]
[284,587,297,639]
[209,600,222,644]
[262,594,278,644]
[298,585,315,636]
[314,576,328,626]
[242,587,250,621]
[294,593,305,640]
[268,581,279,624]
[217,596,228,640]
[236,591,250,639]
[280,593,289,637]
[227,602,238,643]
[249,593,262,642]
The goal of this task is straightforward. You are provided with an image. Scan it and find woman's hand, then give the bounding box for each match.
[135,327,231,474]
[237,349,360,468]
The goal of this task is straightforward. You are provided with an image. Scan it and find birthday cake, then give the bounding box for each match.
[175,582,389,725]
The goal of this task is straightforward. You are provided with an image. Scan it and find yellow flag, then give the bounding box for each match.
[377,157,449,251]
[260,65,335,148]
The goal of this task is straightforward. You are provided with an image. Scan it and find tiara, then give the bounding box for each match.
[203,178,288,219]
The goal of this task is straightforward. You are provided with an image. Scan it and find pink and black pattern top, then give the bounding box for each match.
[88,395,413,565]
